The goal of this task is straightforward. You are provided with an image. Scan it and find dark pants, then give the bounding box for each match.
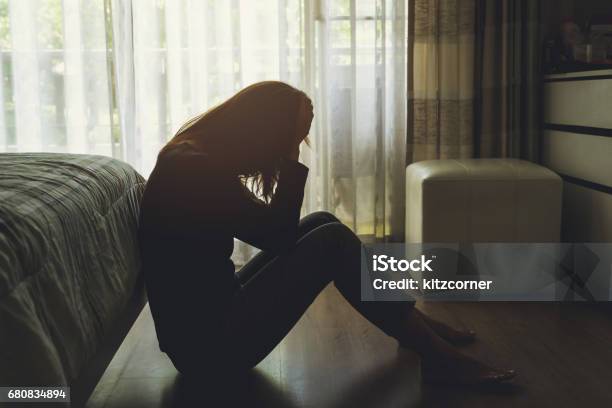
[174,212,414,376]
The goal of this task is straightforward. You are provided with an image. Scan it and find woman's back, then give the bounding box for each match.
[138,143,238,355]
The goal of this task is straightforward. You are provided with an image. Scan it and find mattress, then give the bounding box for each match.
[0,153,145,386]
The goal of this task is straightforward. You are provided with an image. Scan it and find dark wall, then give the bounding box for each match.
[542,0,612,37]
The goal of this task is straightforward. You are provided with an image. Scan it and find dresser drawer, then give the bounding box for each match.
[544,75,612,129]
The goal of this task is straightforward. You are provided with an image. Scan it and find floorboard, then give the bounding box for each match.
[87,286,612,408]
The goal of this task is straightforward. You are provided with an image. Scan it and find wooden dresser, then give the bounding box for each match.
[542,69,612,242]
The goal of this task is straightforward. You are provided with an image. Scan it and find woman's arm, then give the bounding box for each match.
[230,158,308,252]
[230,95,312,251]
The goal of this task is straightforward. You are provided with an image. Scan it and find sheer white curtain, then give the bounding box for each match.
[1,0,113,154]
[0,0,407,257]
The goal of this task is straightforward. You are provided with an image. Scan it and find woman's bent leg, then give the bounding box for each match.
[224,221,515,384]
[223,221,414,370]
[235,211,340,284]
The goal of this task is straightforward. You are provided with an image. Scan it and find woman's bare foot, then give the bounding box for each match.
[420,344,516,386]
[416,309,476,346]
[398,307,514,386]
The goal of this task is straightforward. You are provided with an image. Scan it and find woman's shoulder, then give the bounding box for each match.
[158,142,211,168]
[154,142,237,190]
[160,141,200,157]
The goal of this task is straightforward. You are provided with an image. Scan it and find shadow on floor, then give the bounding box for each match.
[90,294,612,407]
[161,370,297,408]
[319,356,423,408]
[158,353,521,408]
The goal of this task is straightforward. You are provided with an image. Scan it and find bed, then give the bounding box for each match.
[0,153,146,405]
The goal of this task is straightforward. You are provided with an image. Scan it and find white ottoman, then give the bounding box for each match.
[405,159,563,243]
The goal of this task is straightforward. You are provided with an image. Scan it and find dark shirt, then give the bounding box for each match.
[138,143,309,353]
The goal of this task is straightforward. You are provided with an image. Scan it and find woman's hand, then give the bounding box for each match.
[289,95,314,161]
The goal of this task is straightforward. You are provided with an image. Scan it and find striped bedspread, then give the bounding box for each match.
[0,153,145,386]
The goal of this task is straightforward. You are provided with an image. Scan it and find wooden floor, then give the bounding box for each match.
[87,286,612,408]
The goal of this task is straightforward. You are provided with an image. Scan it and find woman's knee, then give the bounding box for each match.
[300,211,340,227]
[313,210,340,223]
[298,221,360,249]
